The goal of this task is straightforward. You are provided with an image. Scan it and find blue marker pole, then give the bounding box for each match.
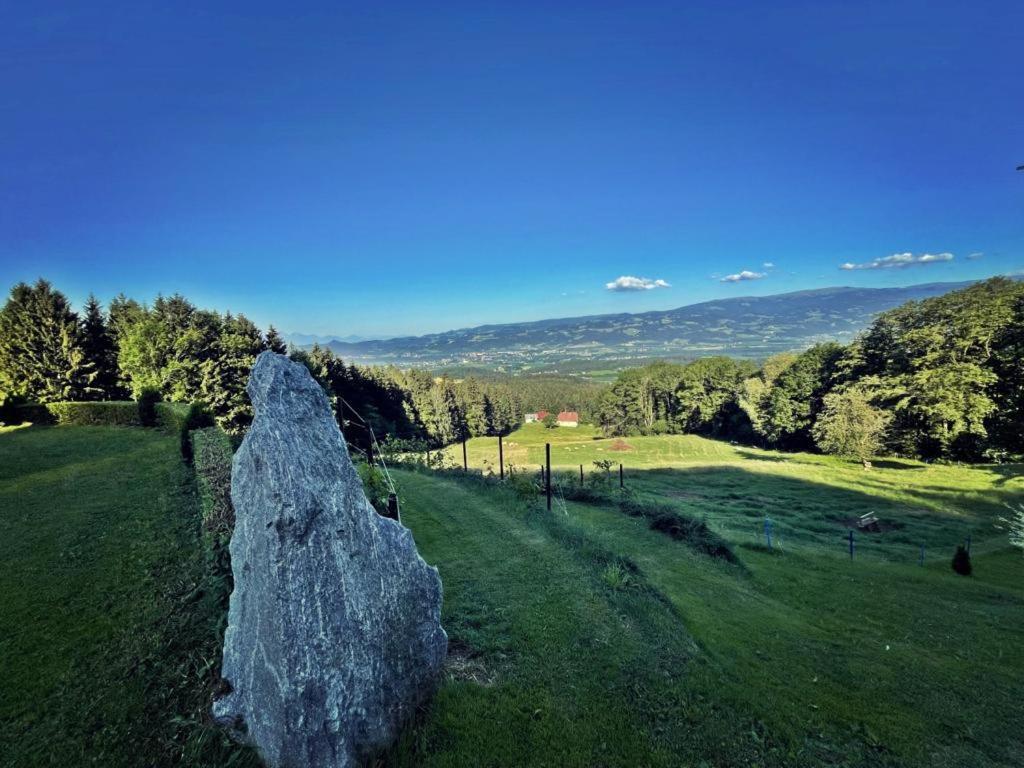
[764,518,773,549]
[848,530,855,560]
[919,544,925,566]
[966,534,972,554]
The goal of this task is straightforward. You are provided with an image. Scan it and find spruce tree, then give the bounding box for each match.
[81,295,120,399]
[265,325,287,354]
[0,280,96,402]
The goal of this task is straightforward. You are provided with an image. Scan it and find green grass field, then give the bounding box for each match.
[0,425,258,768]
[4,424,1023,766]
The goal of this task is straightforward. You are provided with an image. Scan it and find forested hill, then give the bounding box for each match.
[323,281,976,369]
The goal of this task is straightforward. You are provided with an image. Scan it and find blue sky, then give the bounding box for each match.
[1,2,1021,338]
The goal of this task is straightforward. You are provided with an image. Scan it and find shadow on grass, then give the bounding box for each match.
[620,464,1010,553]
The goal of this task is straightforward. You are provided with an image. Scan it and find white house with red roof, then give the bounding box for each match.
[556,411,579,427]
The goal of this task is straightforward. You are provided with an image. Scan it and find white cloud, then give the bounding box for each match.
[839,252,954,270]
[763,262,775,268]
[967,252,983,260]
[720,270,766,283]
[605,276,671,292]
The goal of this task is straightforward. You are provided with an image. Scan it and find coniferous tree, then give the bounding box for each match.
[200,313,265,433]
[0,280,96,402]
[80,295,121,399]
[265,325,287,354]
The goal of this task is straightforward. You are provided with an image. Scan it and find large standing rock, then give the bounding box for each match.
[213,351,446,767]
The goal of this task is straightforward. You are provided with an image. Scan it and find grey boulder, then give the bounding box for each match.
[213,351,446,767]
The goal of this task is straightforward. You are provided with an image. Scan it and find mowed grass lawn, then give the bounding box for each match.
[0,425,258,768]
[451,424,1022,559]
[4,424,1023,766]
[391,463,1024,767]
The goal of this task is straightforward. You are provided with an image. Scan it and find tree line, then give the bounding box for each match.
[0,280,590,447]
[596,277,1024,462]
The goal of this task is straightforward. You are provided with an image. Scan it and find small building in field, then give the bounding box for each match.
[556,411,579,427]
[524,410,550,424]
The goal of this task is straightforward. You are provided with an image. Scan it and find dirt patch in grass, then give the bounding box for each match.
[609,439,633,452]
[445,639,497,686]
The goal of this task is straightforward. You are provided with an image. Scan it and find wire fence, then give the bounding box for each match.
[335,409,1013,567]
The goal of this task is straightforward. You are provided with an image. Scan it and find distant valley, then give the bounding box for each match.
[308,281,975,374]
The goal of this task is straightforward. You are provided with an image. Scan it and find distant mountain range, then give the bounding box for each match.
[284,332,375,346]
[311,281,977,371]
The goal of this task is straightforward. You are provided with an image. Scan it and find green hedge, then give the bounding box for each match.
[12,401,142,427]
[8,401,214,457]
[156,402,215,458]
[190,427,235,573]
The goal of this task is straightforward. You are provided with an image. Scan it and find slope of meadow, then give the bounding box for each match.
[3,424,1022,766]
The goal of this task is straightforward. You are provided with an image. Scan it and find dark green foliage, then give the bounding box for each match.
[159,402,215,459]
[0,280,96,402]
[618,498,738,562]
[850,277,1024,460]
[80,295,122,399]
[20,401,142,427]
[265,324,287,354]
[598,358,756,438]
[137,387,160,426]
[757,343,844,450]
[951,544,972,576]
[356,460,391,514]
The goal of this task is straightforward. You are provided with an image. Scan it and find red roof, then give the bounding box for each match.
[535,410,550,420]
[556,411,579,422]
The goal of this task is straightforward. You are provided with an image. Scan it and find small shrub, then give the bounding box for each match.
[507,473,540,506]
[137,387,161,426]
[601,562,635,590]
[357,461,390,515]
[951,545,972,576]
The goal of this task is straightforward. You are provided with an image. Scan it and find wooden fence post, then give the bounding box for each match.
[499,435,504,480]
[462,439,468,472]
[546,443,552,511]
[619,463,624,489]
[580,464,584,484]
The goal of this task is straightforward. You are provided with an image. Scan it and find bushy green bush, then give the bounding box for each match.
[507,472,541,506]
[357,461,390,515]
[137,387,161,426]
[951,544,972,576]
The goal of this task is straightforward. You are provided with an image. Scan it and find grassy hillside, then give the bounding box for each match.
[449,424,1018,555]
[4,424,1022,766]
[389,464,1024,766]
[0,425,258,768]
